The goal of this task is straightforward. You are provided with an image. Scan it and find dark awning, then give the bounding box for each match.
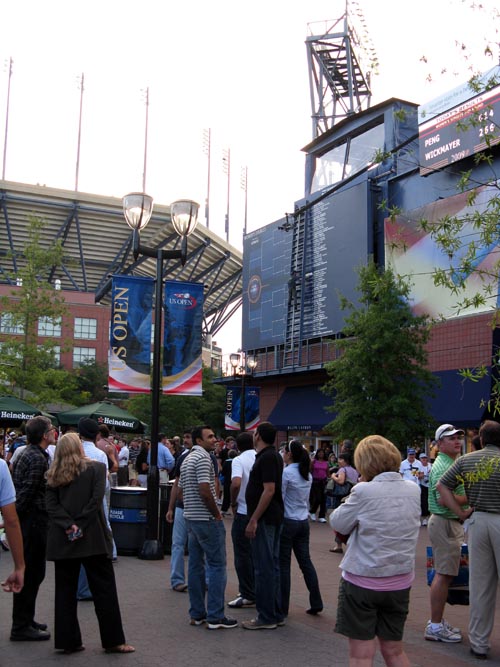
[268,385,334,431]
[428,369,491,428]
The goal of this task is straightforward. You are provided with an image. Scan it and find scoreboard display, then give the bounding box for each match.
[242,181,369,350]
[419,84,500,175]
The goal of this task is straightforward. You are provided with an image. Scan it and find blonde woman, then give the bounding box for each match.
[46,432,134,655]
[330,435,420,667]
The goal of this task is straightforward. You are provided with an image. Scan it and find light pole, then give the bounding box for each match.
[122,192,199,560]
[229,351,257,432]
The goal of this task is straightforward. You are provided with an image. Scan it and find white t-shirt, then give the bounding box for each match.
[399,458,423,483]
[118,445,129,467]
[231,449,256,515]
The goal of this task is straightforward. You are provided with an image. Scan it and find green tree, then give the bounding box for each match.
[67,360,109,405]
[322,260,437,448]
[127,366,226,436]
[0,215,77,406]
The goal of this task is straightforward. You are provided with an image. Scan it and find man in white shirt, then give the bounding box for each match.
[227,432,256,609]
[117,441,130,486]
[399,448,424,484]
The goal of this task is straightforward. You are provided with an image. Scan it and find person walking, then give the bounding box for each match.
[280,440,323,618]
[330,435,421,667]
[10,415,56,642]
[45,432,134,654]
[308,449,329,522]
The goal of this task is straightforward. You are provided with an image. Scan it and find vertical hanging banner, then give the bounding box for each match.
[225,386,260,430]
[163,281,203,395]
[244,386,260,430]
[108,275,154,393]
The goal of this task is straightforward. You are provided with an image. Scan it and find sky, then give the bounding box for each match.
[1,0,499,357]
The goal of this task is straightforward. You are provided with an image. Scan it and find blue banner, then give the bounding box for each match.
[225,386,260,431]
[108,275,154,393]
[163,281,203,396]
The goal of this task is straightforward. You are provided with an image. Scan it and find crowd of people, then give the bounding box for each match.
[1,416,500,664]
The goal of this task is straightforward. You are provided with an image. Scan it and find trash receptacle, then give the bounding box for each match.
[109,487,147,556]
[159,482,173,554]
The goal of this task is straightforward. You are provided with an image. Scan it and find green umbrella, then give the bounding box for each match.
[0,395,42,427]
[55,401,145,433]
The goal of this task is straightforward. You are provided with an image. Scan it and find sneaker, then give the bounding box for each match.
[189,618,207,626]
[207,617,238,630]
[424,621,462,642]
[10,626,51,641]
[228,596,256,608]
[318,518,327,523]
[442,619,462,635]
[309,513,316,522]
[241,618,277,630]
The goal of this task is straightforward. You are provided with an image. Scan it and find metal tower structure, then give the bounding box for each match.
[306,0,377,137]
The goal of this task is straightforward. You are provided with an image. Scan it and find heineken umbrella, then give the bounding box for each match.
[55,401,145,433]
[0,395,42,427]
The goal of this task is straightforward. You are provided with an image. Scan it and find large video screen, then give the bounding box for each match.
[385,182,500,318]
[242,181,369,349]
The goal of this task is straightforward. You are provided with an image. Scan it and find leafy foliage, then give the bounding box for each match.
[322,261,437,449]
[127,366,226,436]
[0,216,77,406]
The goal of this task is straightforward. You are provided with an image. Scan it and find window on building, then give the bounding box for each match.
[0,313,24,335]
[38,344,61,365]
[38,316,62,337]
[74,317,97,339]
[73,347,96,367]
[312,122,385,194]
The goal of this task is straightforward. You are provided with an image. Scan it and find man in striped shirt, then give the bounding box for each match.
[437,419,500,660]
[179,425,237,630]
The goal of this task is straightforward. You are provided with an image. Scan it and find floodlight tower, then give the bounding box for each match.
[306,0,378,137]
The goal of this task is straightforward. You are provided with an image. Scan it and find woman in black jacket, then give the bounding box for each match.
[46,432,134,655]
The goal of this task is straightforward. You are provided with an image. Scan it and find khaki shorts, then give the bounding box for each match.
[128,463,138,480]
[428,514,463,576]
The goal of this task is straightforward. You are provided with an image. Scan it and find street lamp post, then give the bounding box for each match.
[122,192,199,560]
[229,351,257,431]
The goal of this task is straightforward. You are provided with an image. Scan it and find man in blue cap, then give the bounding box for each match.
[399,448,423,483]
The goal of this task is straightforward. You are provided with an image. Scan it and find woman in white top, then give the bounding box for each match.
[330,435,420,667]
[279,440,323,617]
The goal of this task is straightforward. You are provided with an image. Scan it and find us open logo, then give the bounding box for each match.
[168,292,197,309]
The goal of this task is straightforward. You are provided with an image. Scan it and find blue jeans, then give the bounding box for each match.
[279,518,323,616]
[251,521,283,624]
[231,513,254,601]
[170,507,188,588]
[185,519,227,622]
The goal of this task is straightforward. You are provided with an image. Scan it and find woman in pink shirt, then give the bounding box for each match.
[309,449,329,523]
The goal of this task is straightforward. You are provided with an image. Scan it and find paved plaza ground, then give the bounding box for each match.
[0,517,499,666]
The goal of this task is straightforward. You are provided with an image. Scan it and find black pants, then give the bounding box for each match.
[12,513,47,632]
[53,554,126,650]
[280,518,323,616]
[309,480,327,519]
